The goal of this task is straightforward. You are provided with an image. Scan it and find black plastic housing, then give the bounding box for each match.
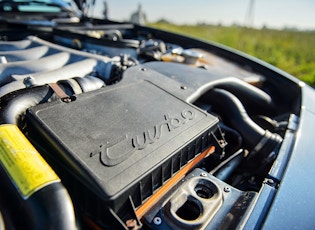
[26,80,218,216]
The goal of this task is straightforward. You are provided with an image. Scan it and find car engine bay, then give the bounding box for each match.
[0,20,301,229]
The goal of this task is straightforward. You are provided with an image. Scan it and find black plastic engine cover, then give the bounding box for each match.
[26,80,218,210]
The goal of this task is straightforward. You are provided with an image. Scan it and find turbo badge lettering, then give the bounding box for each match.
[90,109,195,166]
[132,109,195,150]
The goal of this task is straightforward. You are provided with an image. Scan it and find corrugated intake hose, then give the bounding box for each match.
[0,76,104,229]
[203,88,282,162]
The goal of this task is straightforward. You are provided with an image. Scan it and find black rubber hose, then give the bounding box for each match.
[187,77,275,116]
[210,149,245,181]
[203,88,282,159]
[0,85,53,125]
[205,88,265,149]
[0,159,76,230]
[214,78,275,115]
[24,183,76,230]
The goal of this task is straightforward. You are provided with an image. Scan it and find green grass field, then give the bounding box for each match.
[148,22,315,86]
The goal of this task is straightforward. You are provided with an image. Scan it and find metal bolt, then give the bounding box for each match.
[153,216,162,225]
[224,187,231,193]
[141,67,147,71]
[267,178,274,185]
[62,97,72,103]
[23,76,36,88]
[200,172,207,177]
[180,85,187,90]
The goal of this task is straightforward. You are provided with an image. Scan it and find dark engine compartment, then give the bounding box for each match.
[0,21,301,229]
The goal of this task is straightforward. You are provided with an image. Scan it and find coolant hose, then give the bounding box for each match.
[204,88,282,160]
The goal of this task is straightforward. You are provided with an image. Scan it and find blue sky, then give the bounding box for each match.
[90,0,315,30]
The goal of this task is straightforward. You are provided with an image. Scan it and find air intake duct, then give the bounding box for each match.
[203,88,282,162]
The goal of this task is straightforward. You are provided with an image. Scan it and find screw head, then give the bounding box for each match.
[126,219,137,229]
[268,178,274,184]
[224,187,231,193]
[23,76,36,87]
[153,216,162,225]
[200,172,207,177]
